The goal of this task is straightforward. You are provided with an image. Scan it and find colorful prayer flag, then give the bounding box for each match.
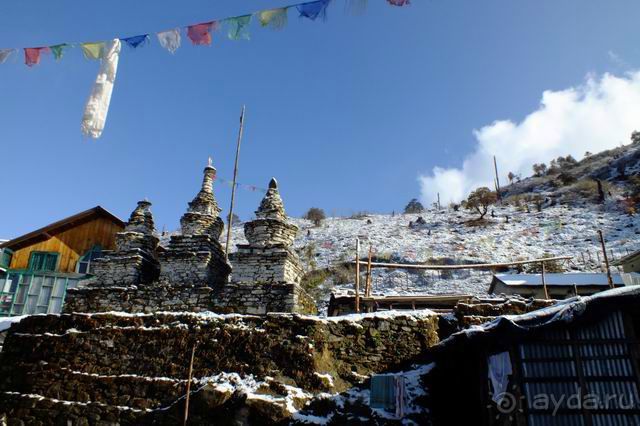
[0,48,15,64]
[49,44,69,61]
[157,29,181,53]
[187,22,216,46]
[24,47,48,67]
[226,15,252,41]
[121,34,149,49]
[81,42,105,60]
[258,8,288,30]
[296,0,331,21]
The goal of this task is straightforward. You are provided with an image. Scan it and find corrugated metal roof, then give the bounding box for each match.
[518,311,640,425]
[495,273,634,287]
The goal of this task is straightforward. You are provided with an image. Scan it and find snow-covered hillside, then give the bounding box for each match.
[227,204,638,297]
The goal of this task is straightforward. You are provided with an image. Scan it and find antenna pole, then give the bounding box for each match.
[225,105,246,258]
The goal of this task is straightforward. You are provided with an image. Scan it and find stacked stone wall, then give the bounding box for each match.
[0,310,439,424]
[64,284,215,314]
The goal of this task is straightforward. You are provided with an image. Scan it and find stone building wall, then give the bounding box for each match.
[214,282,315,315]
[64,284,215,314]
[0,310,439,424]
[229,246,303,285]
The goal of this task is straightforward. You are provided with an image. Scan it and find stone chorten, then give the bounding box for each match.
[214,178,315,314]
[87,200,160,286]
[159,161,231,286]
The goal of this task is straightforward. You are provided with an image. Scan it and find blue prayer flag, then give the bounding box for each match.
[296,0,331,21]
[121,35,149,49]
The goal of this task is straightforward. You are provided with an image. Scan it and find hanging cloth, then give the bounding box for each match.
[121,35,149,49]
[157,29,181,53]
[394,375,406,418]
[24,47,48,67]
[296,0,331,21]
[226,15,252,40]
[370,375,396,410]
[50,44,69,61]
[187,22,216,45]
[0,48,15,64]
[81,39,121,139]
[487,351,513,404]
[258,8,288,30]
[81,42,105,60]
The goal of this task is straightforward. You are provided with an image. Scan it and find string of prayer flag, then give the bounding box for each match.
[0,0,409,138]
[0,0,407,65]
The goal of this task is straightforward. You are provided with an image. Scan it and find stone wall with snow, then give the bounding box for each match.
[0,309,439,424]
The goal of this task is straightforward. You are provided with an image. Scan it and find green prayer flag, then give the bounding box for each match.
[50,44,69,61]
[81,42,105,60]
[227,15,252,40]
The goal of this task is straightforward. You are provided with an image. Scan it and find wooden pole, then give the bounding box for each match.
[598,230,614,288]
[493,156,501,199]
[365,245,373,297]
[355,238,360,313]
[350,255,572,270]
[541,261,549,300]
[225,105,246,258]
[183,340,198,426]
[437,193,441,210]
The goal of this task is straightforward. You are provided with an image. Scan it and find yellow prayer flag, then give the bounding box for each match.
[258,8,288,29]
[81,42,105,60]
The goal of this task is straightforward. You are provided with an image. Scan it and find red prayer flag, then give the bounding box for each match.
[24,47,48,67]
[187,22,216,46]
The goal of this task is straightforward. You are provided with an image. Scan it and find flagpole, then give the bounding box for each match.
[225,105,246,259]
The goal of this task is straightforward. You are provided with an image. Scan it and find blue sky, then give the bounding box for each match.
[1,0,639,238]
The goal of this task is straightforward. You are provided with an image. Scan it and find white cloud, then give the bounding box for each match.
[419,72,640,205]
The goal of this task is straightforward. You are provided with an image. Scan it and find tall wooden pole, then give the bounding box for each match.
[598,230,614,288]
[225,105,246,258]
[355,238,360,313]
[365,245,373,297]
[183,341,198,426]
[541,261,549,300]
[493,156,501,199]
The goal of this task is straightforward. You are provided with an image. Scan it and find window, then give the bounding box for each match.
[28,252,58,272]
[0,249,12,269]
[76,245,103,275]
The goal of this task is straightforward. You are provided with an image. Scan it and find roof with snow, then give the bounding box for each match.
[435,286,640,354]
[613,249,640,265]
[490,272,632,292]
